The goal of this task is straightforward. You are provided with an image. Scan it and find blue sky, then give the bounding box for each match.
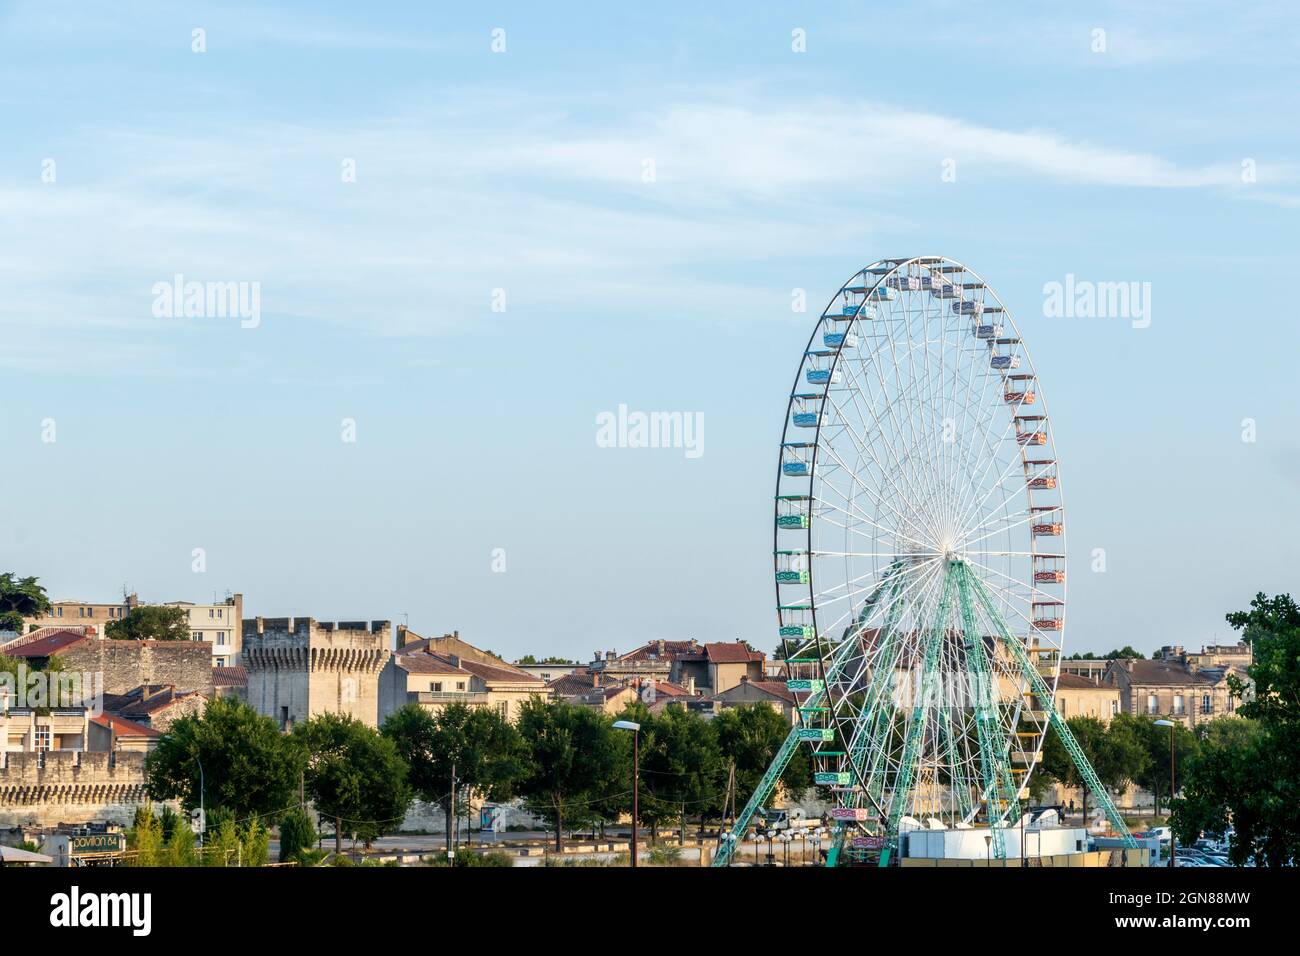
[2,1,1297,660]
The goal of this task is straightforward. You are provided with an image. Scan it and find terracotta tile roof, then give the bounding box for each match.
[395,652,470,676]
[1117,659,1222,687]
[649,680,694,697]
[454,656,544,685]
[614,640,701,663]
[2,630,89,658]
[704,642,765,664]
[547,671,598,696]
[0,626,95,653]
[212,666,247,687]
[1055,673,1108,689]
[90,713,161,738]
[102,685,200,717]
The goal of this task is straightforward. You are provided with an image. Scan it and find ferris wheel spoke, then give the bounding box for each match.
[814,433,931,541]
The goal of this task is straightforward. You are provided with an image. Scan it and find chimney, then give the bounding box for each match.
[592,671,600,688]
[686,676,695,695]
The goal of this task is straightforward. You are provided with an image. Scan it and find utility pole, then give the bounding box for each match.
[449,762,457,861]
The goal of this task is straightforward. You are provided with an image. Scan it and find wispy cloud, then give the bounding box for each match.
[2,95,1291,371]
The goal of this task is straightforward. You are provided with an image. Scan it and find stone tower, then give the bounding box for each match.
[242,617,390,729]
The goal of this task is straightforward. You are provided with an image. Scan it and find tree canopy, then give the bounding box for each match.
[106,604,192,641]
[145,697,304,822]
[295,712,411,852]
[515,697,622,850]
[1173,592,1300,866]
[381,702,526,850]
[0,572,51,632]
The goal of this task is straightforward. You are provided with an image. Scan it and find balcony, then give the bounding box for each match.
[409,690,489,707]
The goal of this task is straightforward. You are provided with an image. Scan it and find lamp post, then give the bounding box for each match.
[613,720,640,868]
[1155,719,1177,868]
[984,833,992,867]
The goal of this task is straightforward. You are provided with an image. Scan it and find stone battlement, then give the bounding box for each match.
[243,617,391,640]
[0,751,150,827]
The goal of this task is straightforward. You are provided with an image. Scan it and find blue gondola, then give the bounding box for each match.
[952,299,984,315]
[793,412,818,428]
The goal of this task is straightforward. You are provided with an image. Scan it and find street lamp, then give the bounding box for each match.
[1155,719,1177,868]
[984,833,992,867]
[720,831,736,868]
[613,720,640,869]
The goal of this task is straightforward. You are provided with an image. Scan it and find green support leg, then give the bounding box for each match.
[965,567,1137,848]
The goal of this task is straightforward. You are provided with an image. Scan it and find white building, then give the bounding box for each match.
[162,595,243,667]
[26,593,243,667]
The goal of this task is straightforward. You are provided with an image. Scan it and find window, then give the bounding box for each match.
[1201,695,1212,714]
[34,728,51,752]
[217,609,223,619]
[432,682,443,693]
[56,607,62,617]
[1147,694,1158,715]
[1173,695,1185,715]
[1058,697,1067,716]
[209,609,215,619]
[457,682,466,691]
[498,702,509,719]
[192,631,203,640]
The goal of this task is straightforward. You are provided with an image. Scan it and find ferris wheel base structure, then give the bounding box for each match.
[714,256,1136,868]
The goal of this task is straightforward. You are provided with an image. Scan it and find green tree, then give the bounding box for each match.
[515,698,621,851]
[609,700,677,843]
[1173,593,1300,866]
[165,818,197,866]
[712,704,811,817]
[295,713,411,855]
[634,703,722,844]
[1104,713,1156,807]
[205,815,241,867]
[0,572,52,623]
[146,697,304,821]
[278,806,317,863]
[241,820,270,867]
[105,604,192,641]
[381,702,526,852]
[126,805,165,866]
[1123,713,1196,816]
[1039,715,1138,822]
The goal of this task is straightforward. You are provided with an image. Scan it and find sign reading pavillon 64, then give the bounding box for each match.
[71,833,125,855]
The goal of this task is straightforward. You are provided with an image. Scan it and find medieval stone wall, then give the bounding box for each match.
[0,751,153,828]
[58,639,213,696]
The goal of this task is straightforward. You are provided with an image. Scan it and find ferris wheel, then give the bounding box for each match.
[713,255,1133,869]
